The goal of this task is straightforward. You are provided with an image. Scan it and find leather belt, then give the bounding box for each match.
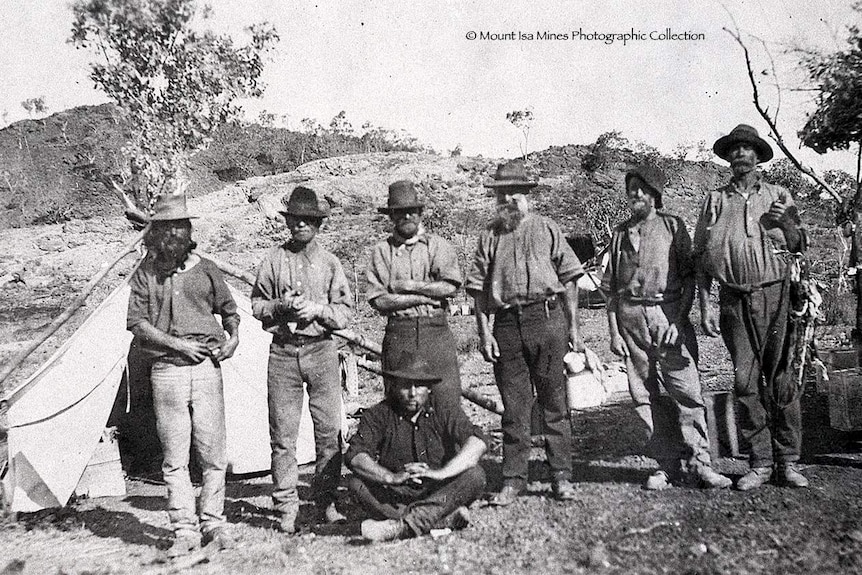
[272,333,331,346]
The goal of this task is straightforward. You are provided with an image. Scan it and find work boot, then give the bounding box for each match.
[644,470,672,491]
[360,518,408,542]
[489,482,524,507]
[277,507,298,534]
[693,466,733,490]
[202,526,237,551]
[319,502,347,524]
[166,531,200,558]
[736,466,773,491]
[552,479,577,501]
[776,463,810,488]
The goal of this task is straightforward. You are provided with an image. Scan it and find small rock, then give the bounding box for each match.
[35,236,66,253]
[586,542,611,568]
[689,542,709,557]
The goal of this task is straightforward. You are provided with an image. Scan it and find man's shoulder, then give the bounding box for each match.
[655,211,686,227]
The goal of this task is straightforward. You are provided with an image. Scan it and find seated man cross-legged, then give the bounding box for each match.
[346,351,487,542]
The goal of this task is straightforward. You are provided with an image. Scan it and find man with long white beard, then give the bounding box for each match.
[466,159,584,506]
[127,191,240,557]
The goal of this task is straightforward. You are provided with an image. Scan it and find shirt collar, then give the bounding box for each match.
[390,227,428,248]
[728,171,764,196]
[285,239,320,256]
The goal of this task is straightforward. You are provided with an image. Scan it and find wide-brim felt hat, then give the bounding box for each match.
[383,351,441,384]
[150,193,198,221]
[280,186,330,218]
[713,124,774,163]
[378,180,425,214]
[484,159,538,189]
[625,165,666,209]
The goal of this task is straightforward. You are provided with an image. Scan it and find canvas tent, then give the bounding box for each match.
[2,278,330,513]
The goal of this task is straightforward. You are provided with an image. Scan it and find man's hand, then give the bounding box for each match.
[609,334,628,357]
[385,470,413,485]
[174,339,210,363]
[404,462,446,482]
[700,308,720,337]
[292,295,324,322]
[660,323,680,347]
[212,335,239,361]
[479,333,500,363]
[767,191,789,224]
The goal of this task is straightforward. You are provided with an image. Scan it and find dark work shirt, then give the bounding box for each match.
[345,399,486,472]
[127,254,239,364]
[601,212,692,303]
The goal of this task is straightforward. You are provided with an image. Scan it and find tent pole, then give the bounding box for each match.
[0,229,147,398]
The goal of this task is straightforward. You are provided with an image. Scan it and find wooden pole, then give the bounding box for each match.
[0,229,147,398]
[203,252,503,415]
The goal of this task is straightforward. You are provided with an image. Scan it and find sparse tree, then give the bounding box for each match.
[70,0,278,210]
[20,96,48,118]
[506,109,534,160]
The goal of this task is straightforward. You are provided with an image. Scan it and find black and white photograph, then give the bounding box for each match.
[1,0,862,573]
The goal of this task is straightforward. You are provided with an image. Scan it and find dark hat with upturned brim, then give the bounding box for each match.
[484,159,538,189]
[713,124,774,163]
[377,180,425,214]
[383,351,441,384]
[150,193,198,221]
[625,165,667,210]
[280,186,331,218]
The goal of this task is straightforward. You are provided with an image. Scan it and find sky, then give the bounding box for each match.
[1,0,859,174]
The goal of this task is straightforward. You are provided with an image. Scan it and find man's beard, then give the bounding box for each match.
[491,203,525,233]
[147,228,194,277]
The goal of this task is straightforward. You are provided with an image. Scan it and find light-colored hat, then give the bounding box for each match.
[150,193,197,221]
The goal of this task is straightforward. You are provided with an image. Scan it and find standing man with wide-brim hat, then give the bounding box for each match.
[127,191,240,556]
[603,165,731,490]
[693,124,809,491]
[252,185,353,533]
[465,159,585,505]
[366,180,464,409]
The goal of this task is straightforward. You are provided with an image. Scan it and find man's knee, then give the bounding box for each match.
[457,465,487,496]
[346,475,367,496]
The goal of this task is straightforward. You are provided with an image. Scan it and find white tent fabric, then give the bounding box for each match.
[2,278,328,513]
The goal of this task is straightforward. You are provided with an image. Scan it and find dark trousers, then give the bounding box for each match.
[347,466,486,536]
[267,339,343,513]
[382,315,462,409]
[720,282,802,467]
[493,302,572,483]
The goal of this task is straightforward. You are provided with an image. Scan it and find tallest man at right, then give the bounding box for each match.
[693,124,809,491]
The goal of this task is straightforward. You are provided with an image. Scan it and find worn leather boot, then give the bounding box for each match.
[361,518,408,542]
[644,470,672,491]
[277,506,298,534]
[489,483,524,506]
[202,526,237,550]
[736,466,773,491]
[166,530,200,558]
[552,479,577,501]
[776,463,809,488]
[693,466,733,489]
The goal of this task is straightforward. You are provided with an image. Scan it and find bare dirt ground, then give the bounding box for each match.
[2,153,862,574]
